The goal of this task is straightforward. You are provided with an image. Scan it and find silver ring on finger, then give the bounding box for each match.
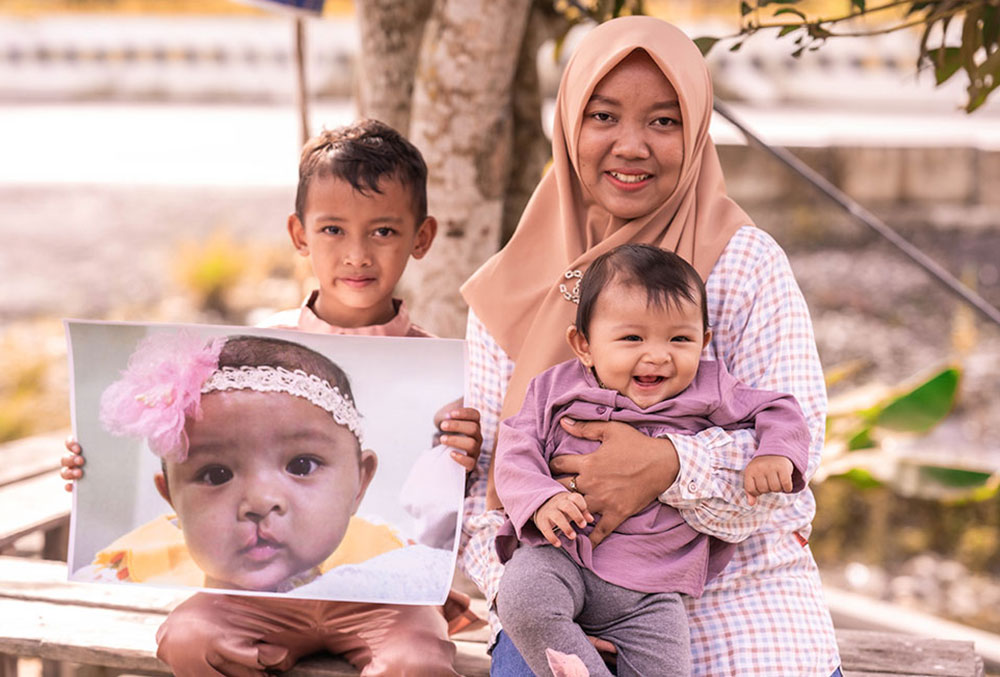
[569,475,579,493]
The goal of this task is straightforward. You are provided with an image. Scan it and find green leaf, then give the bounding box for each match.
[779,25,798,37]
[926,47,962,85]
[693,36,720,56]
[841,468,883,489]
[741,1,752,16]
[774,6,806,19]
[875,367,960,433]
[730,41,745,52]
[851,0,865,12]
[791,46,805,58]
[918,466,994,489]
[847,427,875,450]
[906,1,934,16]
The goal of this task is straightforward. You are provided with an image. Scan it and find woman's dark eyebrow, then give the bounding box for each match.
[586,94,681,112]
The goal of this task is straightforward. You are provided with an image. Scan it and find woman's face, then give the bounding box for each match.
[576,51,684,220]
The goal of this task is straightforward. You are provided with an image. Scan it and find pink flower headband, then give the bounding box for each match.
[99,331,363,462]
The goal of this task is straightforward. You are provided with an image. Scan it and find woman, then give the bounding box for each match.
[458,16,842,676]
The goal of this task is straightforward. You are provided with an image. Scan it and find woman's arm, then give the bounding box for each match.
[659,227,827,541]
[456,310,514,604]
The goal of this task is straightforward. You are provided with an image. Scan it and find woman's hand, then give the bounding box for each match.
[549,418,679,546]
[434,398,483,473]
[60,436,85,492]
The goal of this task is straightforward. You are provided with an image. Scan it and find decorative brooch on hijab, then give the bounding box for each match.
[559,269,584,304]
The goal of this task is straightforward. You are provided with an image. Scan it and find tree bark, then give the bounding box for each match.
[354,0,434,133]
[501,3,561,245]
[400,0,534,337]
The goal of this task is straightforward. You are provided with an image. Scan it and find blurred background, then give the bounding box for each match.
[1,0,999,667]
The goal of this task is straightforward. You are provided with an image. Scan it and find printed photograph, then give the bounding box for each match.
[65,320,465,605]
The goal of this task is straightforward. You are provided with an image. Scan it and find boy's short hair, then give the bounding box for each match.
[575,244,709,338]
[295,119,428,223]
[220,335,355,403]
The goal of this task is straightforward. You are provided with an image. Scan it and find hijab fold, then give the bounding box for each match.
[462,16,752,419]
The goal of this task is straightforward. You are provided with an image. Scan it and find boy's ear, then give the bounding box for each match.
[351,450,378,513]
[287,213,310,257]
[154,472,173,507]
[703,327,713,349]
[410,216,437,260]
[566,325,593,368]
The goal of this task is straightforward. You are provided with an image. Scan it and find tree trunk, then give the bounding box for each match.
[501,3,561,245]
[400,0,534,337]
[354,0,434,133]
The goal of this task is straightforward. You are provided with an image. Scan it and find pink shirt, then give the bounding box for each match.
[259,291,433,338]
[495,358,809,597]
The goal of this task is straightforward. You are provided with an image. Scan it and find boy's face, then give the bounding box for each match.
[158,389,376,592]
[567,281,710,409]
[288,174,437,328]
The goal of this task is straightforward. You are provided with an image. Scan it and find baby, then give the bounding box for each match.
[78,330,440,595]
[494,243,811,676]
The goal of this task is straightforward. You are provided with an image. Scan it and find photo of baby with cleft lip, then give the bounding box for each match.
[65,322,465,604]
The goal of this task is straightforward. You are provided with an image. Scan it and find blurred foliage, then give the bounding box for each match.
[812,477,1000,574]
[820,363,1000,503]
[0,321,69,443]
[697,0,1000,112]
[174,230,249,320]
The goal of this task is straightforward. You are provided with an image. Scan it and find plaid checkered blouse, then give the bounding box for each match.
[458,226,841,675]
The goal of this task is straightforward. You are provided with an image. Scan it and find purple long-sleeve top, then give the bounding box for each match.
[494,358,810,596]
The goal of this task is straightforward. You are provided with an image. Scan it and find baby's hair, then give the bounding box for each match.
[159,334,358,484]
[219,335,356,404]
[575,243,708,339]
[295,118,428,222]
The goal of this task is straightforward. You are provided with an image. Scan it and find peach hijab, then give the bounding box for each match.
[461,16,752,419]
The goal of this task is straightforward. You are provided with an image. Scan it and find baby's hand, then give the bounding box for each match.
[434,399,482,473]
[60,436,85,492]
[744,454,794,506]
[533,491,593,547]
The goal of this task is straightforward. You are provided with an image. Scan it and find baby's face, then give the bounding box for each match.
[570,281,709,409]
[163,389,374,592]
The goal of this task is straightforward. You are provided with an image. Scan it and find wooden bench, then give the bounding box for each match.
[0,557,986,677]
[0,433,71,561]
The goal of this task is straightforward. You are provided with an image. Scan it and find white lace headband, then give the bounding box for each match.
[99,331,364,463]
[202,365,364,446]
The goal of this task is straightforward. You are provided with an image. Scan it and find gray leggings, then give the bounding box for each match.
[496,545,690,677]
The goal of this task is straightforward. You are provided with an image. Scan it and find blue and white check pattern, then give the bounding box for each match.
[459,226,840,675]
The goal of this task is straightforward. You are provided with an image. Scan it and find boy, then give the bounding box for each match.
[494,244,810,676]
[64,119,481,676]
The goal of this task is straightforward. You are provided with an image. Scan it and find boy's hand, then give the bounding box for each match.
[533,491,593,547]
[60,436,85,492]
[434,399,482,473]
[744,454,794,506]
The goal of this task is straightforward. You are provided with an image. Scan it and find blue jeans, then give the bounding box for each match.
[490,630,845,676]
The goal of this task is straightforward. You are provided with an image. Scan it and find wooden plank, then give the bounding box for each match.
[0,597,169,672]
[0,471,69,546]
[0,432,68,487]
[0,559,982,677]
[0,471,70,549]
[0,558,490,676]
[0,558,189,613]
[837,629,984,677]
[0,596,490,677]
